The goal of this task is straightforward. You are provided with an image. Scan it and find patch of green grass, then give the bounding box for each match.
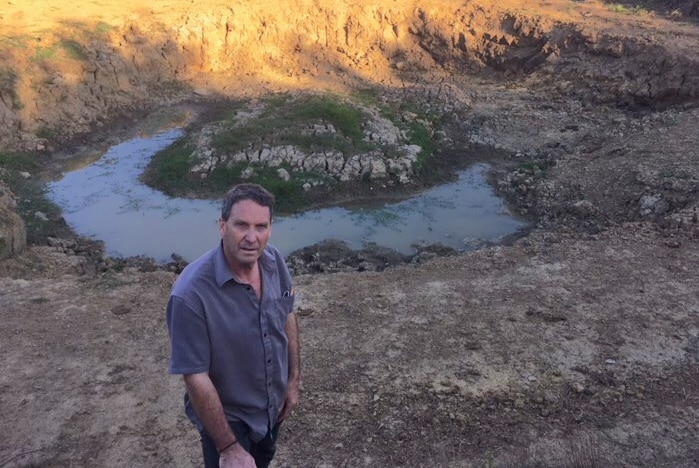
[352,87,380,107]
[288,94,365,140]
[141,136,196,195]
[0,151,37,173]
[34,45,59,61]
[33,38,88,62]
[407,120,435,172]
[606,3,649,15]
[0,151,68,243]
[59,39,88,60]
[212,94,372,155]
[263,93,291,109]
[205,162,329,213]
[376,99,438,170]
[519,161,542,171]
[240,165,307,213]
[94,21,115,37]
[36,126,59,141]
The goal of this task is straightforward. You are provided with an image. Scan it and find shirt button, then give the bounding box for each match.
[267,359,272,363]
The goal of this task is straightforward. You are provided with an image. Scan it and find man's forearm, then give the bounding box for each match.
[183,373,236,450]
[285,313,301,383]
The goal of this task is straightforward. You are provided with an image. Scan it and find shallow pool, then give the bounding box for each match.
[47,129,526,263]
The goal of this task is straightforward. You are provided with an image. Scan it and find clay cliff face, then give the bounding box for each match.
[1,0,698,151]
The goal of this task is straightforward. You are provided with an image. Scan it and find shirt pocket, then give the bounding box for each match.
[272,296,295,330]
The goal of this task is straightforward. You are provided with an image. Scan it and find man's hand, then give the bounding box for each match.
[219,443,255,468]
[277,378,300,422]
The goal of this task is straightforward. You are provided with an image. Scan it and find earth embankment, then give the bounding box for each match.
[1,0,699,151]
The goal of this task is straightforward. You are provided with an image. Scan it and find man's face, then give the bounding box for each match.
[219,199,272,269]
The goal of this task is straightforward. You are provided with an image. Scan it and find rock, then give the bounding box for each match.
[665,240,681,248]
[569,200,596,218]
[639,194,670,216]
[19,171,31,179]
[277,168,290,181]
[111,305,131,316]
[572,382,586,393]
[241,167,255,179]
[369,159,387,179]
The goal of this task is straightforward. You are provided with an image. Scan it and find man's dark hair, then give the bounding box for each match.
[221,183,275,221]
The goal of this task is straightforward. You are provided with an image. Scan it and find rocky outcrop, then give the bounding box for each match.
[185,96,431,185]
[0,179,26,260]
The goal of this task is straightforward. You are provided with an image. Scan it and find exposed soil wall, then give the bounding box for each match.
[2,0,699,151]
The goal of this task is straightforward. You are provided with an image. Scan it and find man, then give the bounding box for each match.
[167,183,300,468]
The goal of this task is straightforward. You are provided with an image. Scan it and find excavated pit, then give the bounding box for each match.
[1,2,699,468]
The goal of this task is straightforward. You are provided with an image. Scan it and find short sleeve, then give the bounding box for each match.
[166,295,211,375]
[276,248,294,315]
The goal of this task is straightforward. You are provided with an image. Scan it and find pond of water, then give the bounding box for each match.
[46,129,527,263]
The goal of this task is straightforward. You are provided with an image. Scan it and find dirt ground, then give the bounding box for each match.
[1,1,698,467]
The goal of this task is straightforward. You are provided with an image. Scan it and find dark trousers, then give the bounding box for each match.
[201,421,280,468]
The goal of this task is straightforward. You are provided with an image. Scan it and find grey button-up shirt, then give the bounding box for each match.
[167,242,294,441]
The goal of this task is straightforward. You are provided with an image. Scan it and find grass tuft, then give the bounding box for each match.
[0,151,68,243]
[606,3,649,15]
[141,136,195,195]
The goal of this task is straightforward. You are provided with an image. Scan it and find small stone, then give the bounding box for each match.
[605,359,617,365]
[276,168,290,181]
[569,200,595,218]
[19,171,31,179]
[111,305,131,316]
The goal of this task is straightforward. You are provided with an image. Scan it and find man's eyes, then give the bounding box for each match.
[233,222,268,230]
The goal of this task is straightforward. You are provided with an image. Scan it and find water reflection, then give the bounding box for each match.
[47,129,526,263]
